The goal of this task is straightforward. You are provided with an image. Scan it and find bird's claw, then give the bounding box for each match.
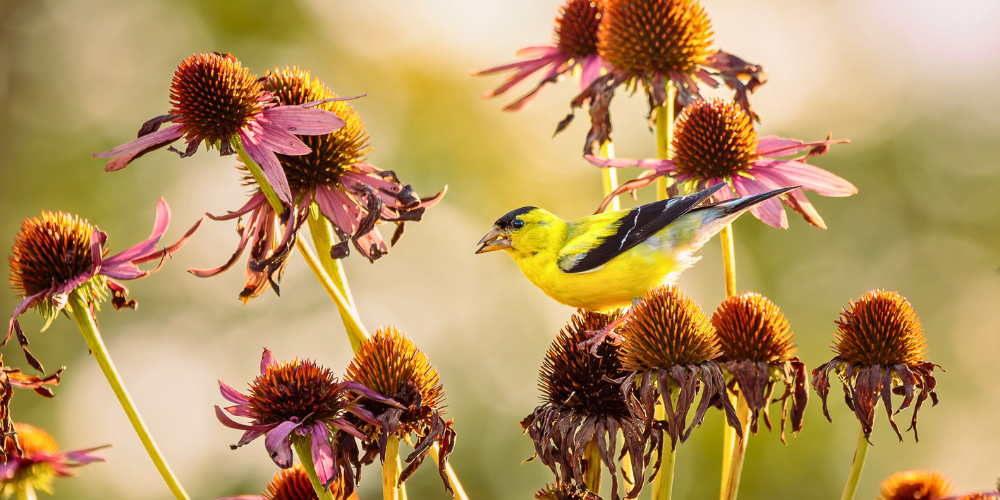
[578,325,623,355]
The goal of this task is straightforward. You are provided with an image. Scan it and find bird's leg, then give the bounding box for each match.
[579,311,632,355]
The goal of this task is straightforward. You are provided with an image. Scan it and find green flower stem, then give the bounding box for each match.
[584,436,603,494]
[720,224,737,299]
[232,138,286,217]
[719,393,738,500]
[654,82,677,201]
[600,141,620,212]
[293,436,336,500]
[383,435,406,500]
[15,484,36,500]
[430,443,470,500]
[840,426,871,500]
[66,290,189,500]
[651,386,679,500]
[722,392,753,500]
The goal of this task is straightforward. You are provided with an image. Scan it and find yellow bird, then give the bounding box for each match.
[476,183,795,332]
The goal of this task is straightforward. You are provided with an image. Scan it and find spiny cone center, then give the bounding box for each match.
[541,311,629,417]
[555,0,603,59]
[169,53,266,144]
[879,471,955,500]
[620,285,720,371]
[264,67,371,193]
[834,290,927,366]
[713,292,796,363]
[247,360,344,426]
[10,212,97,298]
[266,466,321,500]
[673,98,759,180]
[598,0,714,76]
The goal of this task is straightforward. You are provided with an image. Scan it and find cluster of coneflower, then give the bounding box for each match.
[2,51,457,500]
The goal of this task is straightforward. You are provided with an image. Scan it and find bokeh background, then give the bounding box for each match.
[1,0,999,498]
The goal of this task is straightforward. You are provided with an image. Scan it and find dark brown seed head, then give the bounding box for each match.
[264,67,371,193]
[598,0,713,77]
[620,285,720,371]
[169,53,267,144]
[713,292,796,363]
[536,482,603,500]
[878,470,954,500]
[247,358,347,427]
[265,465,323,500]
[673,98,759,180]
[834,290,927,366]
[344,327,445,419]
[540,310,629,417]
[10,212,97,299]
[555,0,603,59]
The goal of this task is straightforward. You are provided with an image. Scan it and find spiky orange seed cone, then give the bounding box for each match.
[878,470,954,500]
[673,98,759,180]
[598,0,714,77]
[10,212,96,300]
[555,0,604,59]
[713,292,796,363]
[169,53,266,143]
[619,285,719,371]
[834,290,927,367]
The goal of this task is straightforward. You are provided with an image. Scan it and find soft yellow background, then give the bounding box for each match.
[1,0,998,498]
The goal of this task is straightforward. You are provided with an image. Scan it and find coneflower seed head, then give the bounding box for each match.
[247,359,345,427]
[834,290,927,366]
[344,327,445,413]
[878,470,954,500]
[673,98,759,180]
[265,465,320,500]
[264,67,371,193]
[10,212,97,298]
[555,0,603,59]
[713,292,796,363]
[169,53,267,144]
[598,0,714,77]
[620,285,719,371]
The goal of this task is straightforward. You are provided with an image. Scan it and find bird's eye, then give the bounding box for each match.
[512,219,525,229]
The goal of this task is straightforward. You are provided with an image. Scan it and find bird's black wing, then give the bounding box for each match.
[562,184,725,273]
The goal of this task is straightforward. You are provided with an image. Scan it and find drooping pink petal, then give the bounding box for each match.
[501,59,571,112]
[104,198,171,265]
[188,206,260,278]
[207,193,267,221]
[578,54,607,90]
[751,168,828,229]
[328,418,367,440]
[470,46,561,75]
[62,445,110,466]
[6,290,49,344]
[473,49,566,99]
[585,154,678,173]
[236,429,264,448]
[256,122,312,156]
[515,46,564,59]
[214,406,277,433]
[260,348,278,374]
[354,229,388,261]
[264,420,301,468]
[733,175,787,229]
[418,185,448,209]
[224,404,255,418]
[218,380,251,405]
[263,106,346,136]
[756,135,850,158]
[314,185,360,236]
[310,423,336,487]
[240,131,293,205]
[762,160,858,197]
[94,124,185,172]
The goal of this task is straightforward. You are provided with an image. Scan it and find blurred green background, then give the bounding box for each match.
[1,0,998,498]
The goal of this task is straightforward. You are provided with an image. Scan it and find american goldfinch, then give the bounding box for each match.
[476,183,796,314]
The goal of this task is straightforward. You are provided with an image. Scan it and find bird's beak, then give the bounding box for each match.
[476,226,510,254]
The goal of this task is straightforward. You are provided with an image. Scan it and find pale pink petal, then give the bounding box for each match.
[7,290,49,344]
[311,423,335,487]
[206,192,267,221]
[218,380,250,405]
[755,136,808,156]
[224,404,255,418]
[763,160,858,197]
[94,124,184,171]
[104,199,170,267]
[264,420,300,468]
[514,46,564,58]
[187,207,258,278]
[354,229,388,260]
[256,122,311,156]
[260,348,278,374]
[733,176,787,229]
[328,418,367,440]
[585,154,678,173]
[578,54,606,90]
[214,406,277,433]
[314,185,361,235]
[63,446,110,465]
[240,131,293,205]
[263,106,346,135]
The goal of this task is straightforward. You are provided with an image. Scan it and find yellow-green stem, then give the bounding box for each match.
[383,435,405,500]
[654,82,677,201]
[720,224,737,299]
[293,436,336,500]
[719,393,737,500]
[294,237,368,352]
[584,436,603,494]
[840,426,871,500]
[722,393,752,500]
[651,386,678,500]
[430,443,470,500]
[601,141,620,212]
[232,138,286,216]
[15,483,36,500]
[67,290,189,500]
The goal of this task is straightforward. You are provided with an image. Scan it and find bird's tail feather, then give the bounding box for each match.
[706,185,799,215]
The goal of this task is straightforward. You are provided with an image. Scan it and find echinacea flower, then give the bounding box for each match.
[0,357,62,462]
[215,348,399,494]
[214,464,358,500]
[521,311,650,500]
[0,422,107,498]
[712,292,808,441]
[536,482,604,500]
[878,470,954,500]
[6,199,200,372]
[588,98,856,229]
[191,67,444,302]
[93,53,348,206]
[343,327,456,494]
[472,0,609,112]
[619,285,741,457]
[812,290,941,442]
[560,0,767,154]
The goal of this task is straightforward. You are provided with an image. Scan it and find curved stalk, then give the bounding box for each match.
[720,224,737,299]
[584,436,603,494]
[654,82,677,201]
[430,443,470,500]
[294,237,368,352]
[383,435,406,500]
[601,141,620,212]
[722,393,753,500]
[67,290,189,500]
[293,436,336,500]
[840,426,872,500]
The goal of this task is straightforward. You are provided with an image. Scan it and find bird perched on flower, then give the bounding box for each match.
[476,183,793,317]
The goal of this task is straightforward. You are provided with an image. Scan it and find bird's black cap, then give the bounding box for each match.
[494,206,536,229]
